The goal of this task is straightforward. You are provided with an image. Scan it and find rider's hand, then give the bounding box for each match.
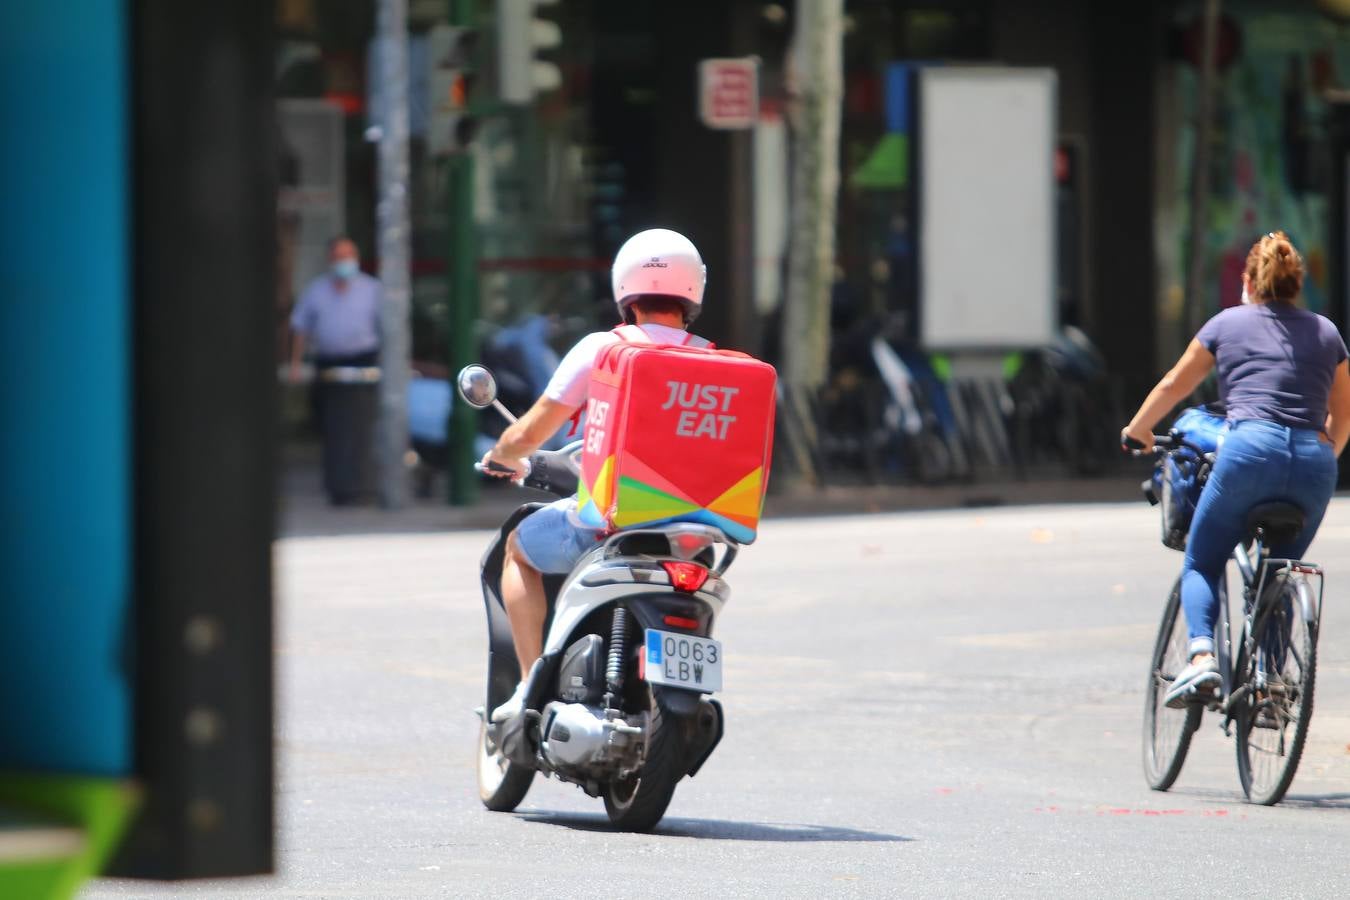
[1121,426,1154,453]
[480,448,527,481]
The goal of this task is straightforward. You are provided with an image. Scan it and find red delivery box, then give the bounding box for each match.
[577,343,777,543]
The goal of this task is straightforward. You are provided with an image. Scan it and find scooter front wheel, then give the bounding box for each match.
[477,718,534,812]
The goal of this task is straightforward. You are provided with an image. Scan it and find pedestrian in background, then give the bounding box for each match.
[289,236,385,505]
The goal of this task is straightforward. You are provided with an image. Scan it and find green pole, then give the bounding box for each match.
[447,0,479,505]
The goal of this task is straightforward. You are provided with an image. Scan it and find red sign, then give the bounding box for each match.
[699,58,758,130]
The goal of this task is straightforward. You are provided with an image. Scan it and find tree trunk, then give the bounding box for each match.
[780,0,844,488]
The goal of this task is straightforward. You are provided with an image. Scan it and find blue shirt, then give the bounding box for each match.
[1196,303,1348,432]
[408,377,451,444]
[290,272,383,357]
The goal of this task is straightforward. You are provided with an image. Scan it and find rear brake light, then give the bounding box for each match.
[661,561,710,593]
[663,614,700,630]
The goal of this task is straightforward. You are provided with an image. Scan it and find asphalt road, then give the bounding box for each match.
[85,499,1350,899]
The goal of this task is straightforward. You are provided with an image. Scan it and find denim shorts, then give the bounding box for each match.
[513,498,604,574]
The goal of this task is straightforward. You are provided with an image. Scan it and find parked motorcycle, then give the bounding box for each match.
[457,365,730,831]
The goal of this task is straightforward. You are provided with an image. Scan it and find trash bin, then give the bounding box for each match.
[316,366,380,504]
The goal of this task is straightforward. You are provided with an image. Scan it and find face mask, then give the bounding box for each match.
[333,258,359,280]
[1240,284,1251,305]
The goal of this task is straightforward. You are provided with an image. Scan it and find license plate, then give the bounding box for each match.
[644,629,722,693]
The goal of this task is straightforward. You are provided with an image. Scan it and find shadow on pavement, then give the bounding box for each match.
[518,811,913,842]
[1169,786,1350,811]
[1279,792,1350,810]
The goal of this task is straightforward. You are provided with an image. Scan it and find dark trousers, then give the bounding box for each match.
[315,350,379,504]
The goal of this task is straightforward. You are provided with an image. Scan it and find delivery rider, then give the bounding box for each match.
[480,228,713,722]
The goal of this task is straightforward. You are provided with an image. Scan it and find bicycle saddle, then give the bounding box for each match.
[1244,501,1305,545]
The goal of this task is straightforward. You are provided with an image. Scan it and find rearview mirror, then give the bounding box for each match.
[456,365,498,409]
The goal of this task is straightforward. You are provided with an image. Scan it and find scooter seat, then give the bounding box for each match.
[1244,501,1305,546]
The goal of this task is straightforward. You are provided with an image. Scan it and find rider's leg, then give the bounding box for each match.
[491,501,601,720]
[502,531,547,679]
[1180,426,1276,660]
[1169,454,1254,705]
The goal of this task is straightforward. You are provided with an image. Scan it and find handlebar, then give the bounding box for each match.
[1129,431,1215,509]
[521,445,580,496]
[1120,434,1147,453]
[1122,432,1201,457]
[476,440,582,498]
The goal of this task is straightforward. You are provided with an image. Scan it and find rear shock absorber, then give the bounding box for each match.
[604,606,628,710]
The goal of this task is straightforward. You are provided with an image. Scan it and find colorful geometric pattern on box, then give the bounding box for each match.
[577,342,776,544]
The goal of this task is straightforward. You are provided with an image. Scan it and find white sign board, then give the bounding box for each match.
[919,67,1057,350]
[699,58,758,130]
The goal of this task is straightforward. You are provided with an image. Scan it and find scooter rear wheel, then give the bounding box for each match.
[603,687,678,832]
[477,719,534,812]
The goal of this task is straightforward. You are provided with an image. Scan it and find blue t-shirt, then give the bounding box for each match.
[1196,303,1348,432]
[290,272,383,357]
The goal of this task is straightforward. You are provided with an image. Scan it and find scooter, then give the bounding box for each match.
[457,365,730,832]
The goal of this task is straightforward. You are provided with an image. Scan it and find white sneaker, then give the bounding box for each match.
[1165,657,1220,708]
[490,680,527,723]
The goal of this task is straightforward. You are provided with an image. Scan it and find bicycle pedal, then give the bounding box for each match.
[1181,683,1219,705]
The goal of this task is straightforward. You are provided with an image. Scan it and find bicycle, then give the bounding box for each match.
[1133,432,1325,805]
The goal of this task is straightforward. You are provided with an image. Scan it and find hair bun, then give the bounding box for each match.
[1257,233,1304,302]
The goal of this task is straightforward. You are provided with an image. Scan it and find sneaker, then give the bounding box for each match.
[490,679,527,723]
[1165,657,1221,708]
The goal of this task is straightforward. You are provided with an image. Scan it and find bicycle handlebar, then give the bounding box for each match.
[1122,432,1209,458]
[1121,433,1171,456]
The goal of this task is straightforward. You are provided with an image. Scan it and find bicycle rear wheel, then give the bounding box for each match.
[1235,578,1317,805]
[1143,578,1202,790]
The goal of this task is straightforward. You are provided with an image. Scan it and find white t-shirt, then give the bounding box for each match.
[544,324,705,408]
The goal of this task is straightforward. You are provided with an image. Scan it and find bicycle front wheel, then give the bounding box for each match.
[1143,577,1202,791]
[1235,577,1317,806]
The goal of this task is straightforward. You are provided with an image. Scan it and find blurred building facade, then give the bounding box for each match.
[273,0,1350,424]
[1157,1,1350,361]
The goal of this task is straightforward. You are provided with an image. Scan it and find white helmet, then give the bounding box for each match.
[610,228,706,323]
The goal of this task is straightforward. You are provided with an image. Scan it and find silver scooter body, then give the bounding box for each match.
[463,364,734,823]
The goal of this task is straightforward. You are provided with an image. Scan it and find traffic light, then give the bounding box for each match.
[497,0,562,104]
[427,24,479,154]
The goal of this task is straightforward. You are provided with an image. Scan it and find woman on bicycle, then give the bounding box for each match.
[1122,231,1350,704]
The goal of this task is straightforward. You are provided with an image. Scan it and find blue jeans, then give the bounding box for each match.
[1181,419,1337,656]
